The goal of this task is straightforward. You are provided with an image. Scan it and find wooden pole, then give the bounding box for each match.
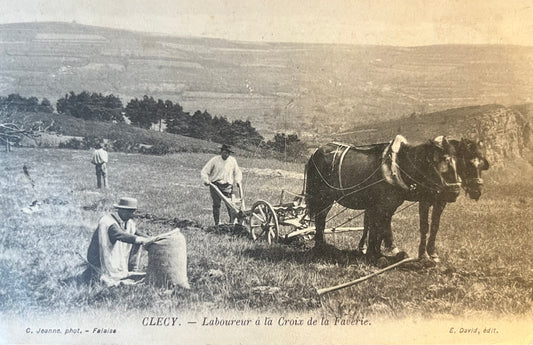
[238,183,245,211]
[209,183,240,214]
[316,257,417,295]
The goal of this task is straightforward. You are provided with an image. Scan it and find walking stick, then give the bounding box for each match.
[316,257,417,295]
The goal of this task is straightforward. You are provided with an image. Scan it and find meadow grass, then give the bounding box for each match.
[0,147,531,322]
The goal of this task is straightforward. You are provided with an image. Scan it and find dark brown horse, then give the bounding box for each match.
[305,135,461,263]
[418,139,489,262]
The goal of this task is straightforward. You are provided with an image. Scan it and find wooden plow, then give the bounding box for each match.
[210,183,363,244]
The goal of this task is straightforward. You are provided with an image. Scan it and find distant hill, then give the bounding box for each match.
[0,22,531,139]
[332,103,533,166]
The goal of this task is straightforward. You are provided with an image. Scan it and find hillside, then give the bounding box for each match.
[12,112,224,154]
[8,102,531,169]
[333,103,533,166]
[0,22,531,138]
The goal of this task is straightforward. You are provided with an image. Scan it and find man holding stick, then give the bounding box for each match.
[201,144,243,225]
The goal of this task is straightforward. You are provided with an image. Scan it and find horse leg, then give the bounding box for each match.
[312,202,333,247]
[427,200,446,262]
[382,223,399,256]
[364,208,383,262]
[358,214,369,253]
[380,209,400,257]
[418,201,431,260]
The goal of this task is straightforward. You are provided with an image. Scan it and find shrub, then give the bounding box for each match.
[111,139,139,153]
[82,136,100,149]
[59,138,85,150]
[140,143,172,155]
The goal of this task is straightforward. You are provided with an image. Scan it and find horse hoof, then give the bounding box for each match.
[394,251,409,261]
[382,246,400,257]
[430,254,440,263]
[418,257,437,268]
[376,257,389,268]
[418,253,430,260]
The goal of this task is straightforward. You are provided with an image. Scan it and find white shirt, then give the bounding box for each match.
[201,155,242,185]
[97,214,136,286]
[92,148,108,165]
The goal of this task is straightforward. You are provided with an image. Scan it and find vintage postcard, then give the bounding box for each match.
[0,1,532,344]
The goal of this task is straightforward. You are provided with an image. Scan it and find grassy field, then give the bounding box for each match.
[0,147,532,343]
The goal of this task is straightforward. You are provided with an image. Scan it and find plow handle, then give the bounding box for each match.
[238,183,245,211]
[209,183,241,214]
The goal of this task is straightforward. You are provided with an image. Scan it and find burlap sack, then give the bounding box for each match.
[146,228,190,289]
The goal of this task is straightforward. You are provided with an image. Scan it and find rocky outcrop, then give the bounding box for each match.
[466,105,532,165]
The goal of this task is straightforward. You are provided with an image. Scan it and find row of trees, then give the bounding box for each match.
[55,93,266,148]
[125,96,265,147]
[2,91,306,157]
[56,91,124,122]
[0,94,53,113]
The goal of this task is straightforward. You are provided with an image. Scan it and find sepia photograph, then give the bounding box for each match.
[0,1,531,344]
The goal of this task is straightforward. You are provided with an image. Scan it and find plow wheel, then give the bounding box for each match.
[250,200,279,244]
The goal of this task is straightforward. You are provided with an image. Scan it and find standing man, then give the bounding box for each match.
[91,141,108,189]
[84,197,153,286]
[201,144,243,225]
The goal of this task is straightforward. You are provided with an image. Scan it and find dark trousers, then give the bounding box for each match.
[209,182,234,225]
[95,163,108,189]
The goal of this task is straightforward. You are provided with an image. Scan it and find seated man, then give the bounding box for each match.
[83,197,153,286]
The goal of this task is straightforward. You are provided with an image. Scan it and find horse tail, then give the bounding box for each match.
[304,148,323,219]
[302,160,310,197]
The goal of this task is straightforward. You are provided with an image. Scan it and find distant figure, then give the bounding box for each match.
[83,197,154,286]
[201,144,242,225]
[91,142,108,189]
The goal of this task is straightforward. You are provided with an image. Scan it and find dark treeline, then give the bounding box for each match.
[0,94,53,113]
[124,95,263,147]
[1,91,306,157]
[56,91,124,122]
[55,92,263,148]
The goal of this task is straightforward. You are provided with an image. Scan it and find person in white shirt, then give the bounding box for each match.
[84,197,154,286]
[201,144,243,225]
[91,141,109,189]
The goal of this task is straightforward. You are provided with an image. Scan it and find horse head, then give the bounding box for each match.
[455,139,490,200]
[426,136,462,202]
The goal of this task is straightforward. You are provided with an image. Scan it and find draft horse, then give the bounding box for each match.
[418,138,489,262]
[305,135,461,263]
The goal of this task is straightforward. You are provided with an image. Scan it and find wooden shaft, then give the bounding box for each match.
[238,184,245,211]
[316,257,417,295]
[209,183,240,213]
[285,226,364,238]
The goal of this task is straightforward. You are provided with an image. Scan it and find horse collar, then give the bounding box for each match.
[381,135,413,191]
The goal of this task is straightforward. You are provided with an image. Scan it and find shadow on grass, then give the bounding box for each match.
[243,242,366,266]
[244,240,441,271]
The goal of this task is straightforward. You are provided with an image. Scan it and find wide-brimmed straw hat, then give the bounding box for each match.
[113,197,138,210]
[220,144,233,153]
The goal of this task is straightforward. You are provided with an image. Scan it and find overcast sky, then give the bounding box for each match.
[0,0,531,46]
